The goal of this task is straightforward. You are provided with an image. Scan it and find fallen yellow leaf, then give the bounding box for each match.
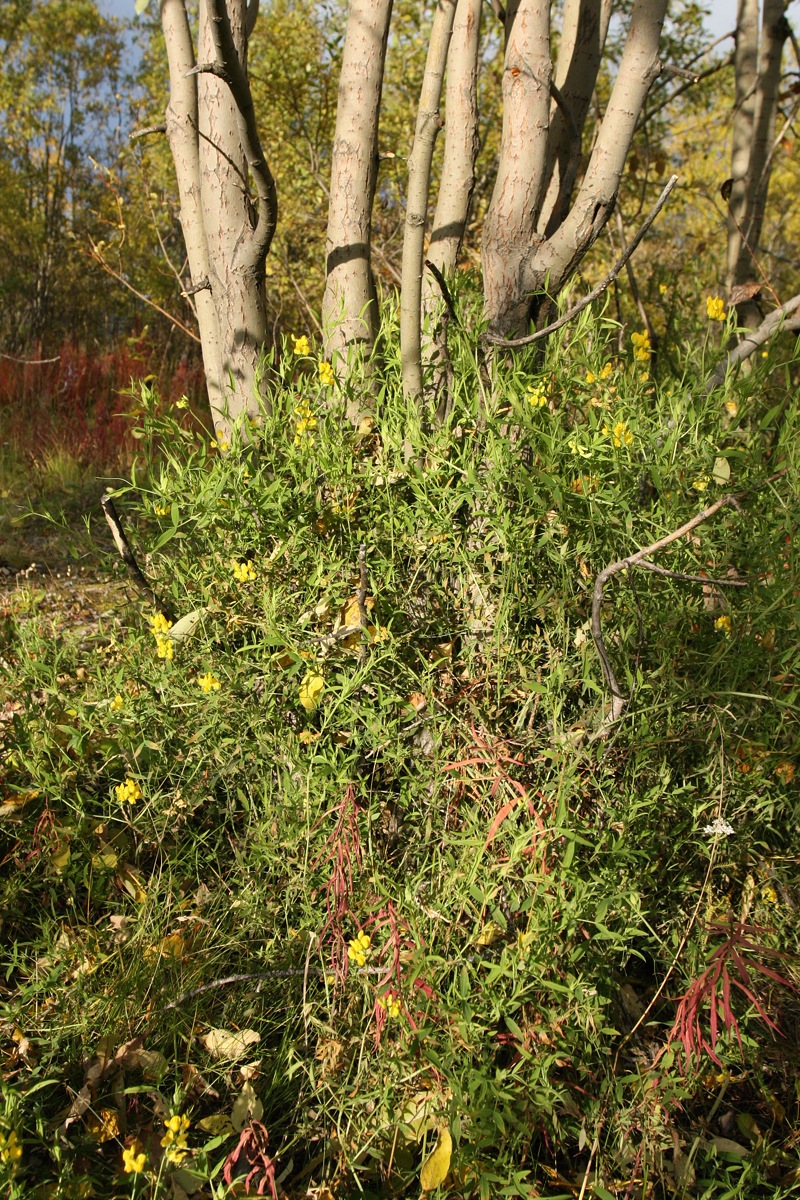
[199,1028,260,1061]
[299,671,324,712]
[420,1126,452,1192]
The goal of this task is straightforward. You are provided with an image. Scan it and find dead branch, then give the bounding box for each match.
[425,259,459,327]
[130,123,167,140]
[591,494,744,735]
[101,494,177,624]
[484,174,678,348]
[87,238,201,344]
[704,292,800,392]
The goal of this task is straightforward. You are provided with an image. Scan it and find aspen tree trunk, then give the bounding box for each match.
[726,0,788,325]
[481,0,552,339]
[322,0,393,364]
[421,0,481,417]
[160,0,277,441]
[483,0,667,340]
[400,0,458,401]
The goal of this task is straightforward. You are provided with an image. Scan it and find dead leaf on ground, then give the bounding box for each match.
[199,1028,260,1062]
[231,1081,264,1132]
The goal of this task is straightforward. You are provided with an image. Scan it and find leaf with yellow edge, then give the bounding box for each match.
[420,1126,452,1192]
[299,671,324,712]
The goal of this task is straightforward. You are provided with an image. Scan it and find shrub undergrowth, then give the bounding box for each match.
[1,303,799,1199]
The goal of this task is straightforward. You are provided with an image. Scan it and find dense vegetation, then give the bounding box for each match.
[2,302,799,1198]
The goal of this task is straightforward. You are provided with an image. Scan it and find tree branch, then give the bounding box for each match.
[484,173,678,347]
[87,237,201,343]
[591,494,744,734]
[704,292,800,392]
[101,495,177,624]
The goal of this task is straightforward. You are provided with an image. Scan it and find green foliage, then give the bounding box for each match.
[2,306,799,1198]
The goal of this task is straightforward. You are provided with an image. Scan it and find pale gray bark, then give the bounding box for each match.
[160,0,224,417]
[483,0,667,338]
[537,0,612,238]
[198,0,276,438]
[481,0,552,338]
[400,0,458,401]
[726,0,788,323]
[322,0,393,363]
[726,0,761,289]
[423,0,481,294]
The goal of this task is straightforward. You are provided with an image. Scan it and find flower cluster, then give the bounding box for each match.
[150,611,174,661]
[115,778,143,805]
[232,559,257,583]
[150,611,172,636]
[294,400,318,445]
[585,362,613,384]
[122,1141,147,1174]
[706,295,726,321]
[703,817,735,838]
[526,384,547,408]
[210,434,229,452]
[714,614,732,635]
[604,420,633,448]
[292,333,310,356]
[377,990,402,1019]
[110,693,124,712]
[348,930,371,967]
[155,635,174,661]
[318,360,336,387]
[0,1129,22,1168]
[161,1114,190,1165]
[631,330,651,362]
[197,672,221,694]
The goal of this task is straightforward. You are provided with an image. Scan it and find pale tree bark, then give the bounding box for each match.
[322,0,393,365]
[400,0,458,401]
[161,0,224,416]
[483,0,667,339]
[481,0,552,339]
[726,0,789,326]
[420,0,481,416]
[197,0,277,439]
[536,0,613,238]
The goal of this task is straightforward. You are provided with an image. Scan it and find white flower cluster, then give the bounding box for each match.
[703,817,735,838]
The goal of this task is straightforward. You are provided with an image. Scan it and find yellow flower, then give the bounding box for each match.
[318,360,336,387]
[600,362,613,380]
[585,370,596,384]
[0,1129,22,1166]
[150,611,172,636]
[659,282,668,295]
[714,614,732,635]
[154,504,169,517]
[604,420,633,448]
[115,777,143,805]
[631,330,651,361]
[348,930,371,967]
[122,1142,147,1174]
[724,400,738,417]
[299,671,324,712]
[568,437,591,458]
[198,672,221,694]
[761,884,778,905]
[232,559,257,582]
[692,476,709,492]
[707,295,726,321]
[176,396,189,410]
[155,635,174,661]
[297,730,320,745]
[526,385,547,407]
[377,990,402,1019]
[110,693,124,712]
[292,334,310,356]
[162,1114,191,1141]
[293,400,318,445]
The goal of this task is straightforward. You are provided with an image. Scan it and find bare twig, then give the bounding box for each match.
[0,351,61,364]
[356,544,368,629]
[591,494,744,734]
[101,494,177,623]
[130,123,167,140]
[88,238,201,344]
[425,259,459,327]
[704,292,800,392]
[484,175,679,348]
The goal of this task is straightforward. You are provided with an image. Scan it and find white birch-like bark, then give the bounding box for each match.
[322,0,393,362]
[400,0,458,401]
[725,0,761,289]
[536,0,612,238]
[481,0,552,339]
[726,0,788,318]
[423,0,481,294]
[483,0,667,338]
[161,0,224,418]
[198,0,276,438]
